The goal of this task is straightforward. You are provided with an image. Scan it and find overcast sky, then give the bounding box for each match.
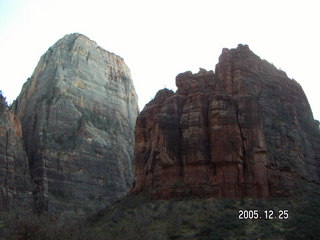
[0,0,319,120]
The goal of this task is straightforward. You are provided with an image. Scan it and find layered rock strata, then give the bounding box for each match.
[13,33,139,214]
[0,95,32,209]
[132,44,320,199]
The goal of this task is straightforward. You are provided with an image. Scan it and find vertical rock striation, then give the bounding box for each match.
[132,44,320,199]
[0,94,32,209]
[13,33,139,214]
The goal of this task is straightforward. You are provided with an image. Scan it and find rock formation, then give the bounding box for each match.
[0,94,32,209]
[132,44,320,199]
[13,33,139,214]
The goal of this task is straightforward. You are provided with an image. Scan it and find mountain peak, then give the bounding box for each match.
[13,33,139,214]
[222,43,251,54]
[59,32,93,43]
[220,43,260,63]
[132,46,320,199]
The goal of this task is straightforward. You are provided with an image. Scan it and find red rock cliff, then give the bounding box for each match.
[132,44,320,199]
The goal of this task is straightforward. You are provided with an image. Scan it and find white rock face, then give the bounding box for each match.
[13,33,139,214]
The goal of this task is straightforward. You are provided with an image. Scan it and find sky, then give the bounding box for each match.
[0,0,319,120]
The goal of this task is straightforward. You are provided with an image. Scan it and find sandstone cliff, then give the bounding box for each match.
[0,94,32,209]
[132,44,320,199]
[13,33,139,214]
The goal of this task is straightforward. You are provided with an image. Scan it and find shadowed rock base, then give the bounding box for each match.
[0,95,33,209]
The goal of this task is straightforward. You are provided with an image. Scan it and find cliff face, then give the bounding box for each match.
[132,44,320,199]
[0,95,32,209]
[13,33,139,214]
